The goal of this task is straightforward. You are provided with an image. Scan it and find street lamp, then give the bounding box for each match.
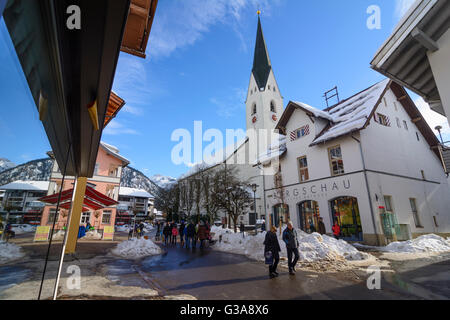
[435,125,444,144]
[251,183,258,234]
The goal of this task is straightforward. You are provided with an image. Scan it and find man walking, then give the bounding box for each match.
[186,221,196,249]
[318,217,326,235]
[282,221,300,276]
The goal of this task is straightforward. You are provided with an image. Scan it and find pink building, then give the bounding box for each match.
[40,142,129,232]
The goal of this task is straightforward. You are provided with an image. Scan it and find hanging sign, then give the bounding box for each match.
[34,226,51,242]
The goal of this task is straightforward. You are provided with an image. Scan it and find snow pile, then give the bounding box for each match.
[210,226,370,263]
[11,224,36,234]
[381,234,450,254]
[0,241,25,264]
[51,230,66,241]
[84,230,102,240]
[111,238,162,259]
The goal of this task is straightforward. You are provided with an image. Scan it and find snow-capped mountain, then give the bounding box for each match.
[0,157,175,195]
[0,158,53,186]
[0,158,16,173]
[150,174,177,188]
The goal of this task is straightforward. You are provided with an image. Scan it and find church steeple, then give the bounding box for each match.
[252,16,272,91]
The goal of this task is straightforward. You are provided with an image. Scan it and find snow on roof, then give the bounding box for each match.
[100,142,130,165]
[255,134,287,166]
[292,102,334,122]
[0,180,49,191]
[311,79,390,145]
[119,187,153,199]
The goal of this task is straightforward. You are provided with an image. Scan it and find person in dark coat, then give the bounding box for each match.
[318,217,326,235]
[261,221,266,232]
[240,222,245,238]
[197,221,208,249]
[163,223,171,246]
[264,226,281,279]
[282,221,300,275]
[186,222,196,249]
[179,222,186,247]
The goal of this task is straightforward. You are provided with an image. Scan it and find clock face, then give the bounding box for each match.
[252,116,257,123]
[272,115,277,122]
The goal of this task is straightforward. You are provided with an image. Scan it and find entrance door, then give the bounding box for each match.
[249,212,256,226]
[330,197,363,241]
[298,201,320,233]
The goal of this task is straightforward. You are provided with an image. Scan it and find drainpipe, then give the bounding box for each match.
[352,135,381,246]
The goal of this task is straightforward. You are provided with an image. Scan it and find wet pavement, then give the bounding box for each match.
[103,240,418,300]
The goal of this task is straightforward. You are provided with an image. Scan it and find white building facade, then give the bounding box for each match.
[262,80,450,246]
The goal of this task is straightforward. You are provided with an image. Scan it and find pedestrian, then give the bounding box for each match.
[309,221,316,233]
[193,222,199,248]
[179,221,186,247]
[240,222,245,238]
[318,217,326,235]
[171,224,178,245]
[186,221,196,249]
[139,222,145,238]
[155,222,161,241]
[282,221,300,275]
[261,221,266,232]
[332,220,341,240]
[198,221,207,249]
[264,226,281,279]
[163,223,171,246]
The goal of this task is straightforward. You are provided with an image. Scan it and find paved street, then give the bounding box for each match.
[1,231,449,300]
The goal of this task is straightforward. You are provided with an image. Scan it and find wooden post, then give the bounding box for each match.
[65,177,88,254]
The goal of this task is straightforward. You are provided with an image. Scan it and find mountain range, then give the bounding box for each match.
[0,158,176,195]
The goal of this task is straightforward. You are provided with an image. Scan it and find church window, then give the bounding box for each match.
[273,86,276,92]
[270,101,276,113]
[252,103,257,115]
[268,85,271,90]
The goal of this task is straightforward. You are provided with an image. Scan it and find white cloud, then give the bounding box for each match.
[122,105,143,116]
[415,97,450,141]
[211,87,247,119]
[103,120,140,136]
[148,0,280,59]
[395,0,417,21]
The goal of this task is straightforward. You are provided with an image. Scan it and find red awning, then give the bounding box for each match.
[38,186,118,211]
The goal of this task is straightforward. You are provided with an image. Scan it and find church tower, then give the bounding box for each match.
[246,16,284,133]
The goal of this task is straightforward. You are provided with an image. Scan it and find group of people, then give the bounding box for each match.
[263,219,341,279]
[128,222,146,240]
[155,220,212,249]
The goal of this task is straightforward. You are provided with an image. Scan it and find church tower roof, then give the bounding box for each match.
[252,16,272,90]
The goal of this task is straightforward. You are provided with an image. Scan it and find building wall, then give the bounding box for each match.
[428,28,450,126]
[40,146,124,231]
[262,88,450,245]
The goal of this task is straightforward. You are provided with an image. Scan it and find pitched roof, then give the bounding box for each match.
[0,180,49,191]
[119,187,153,199]
[311,79,391,145]
[252,17,272,90]
[100,142,130,166]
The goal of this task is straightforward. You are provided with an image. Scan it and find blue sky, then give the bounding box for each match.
[1,0,449,178]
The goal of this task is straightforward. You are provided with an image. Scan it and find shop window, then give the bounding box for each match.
[298,201,320,233]
[102,210,112,224]
[298,156,309,182]
[409,198,422,228]
[330,197,363,241]
[328,145,345,176]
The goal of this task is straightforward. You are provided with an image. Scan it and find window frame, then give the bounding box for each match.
[297,156,309,183]
[328,145,345,176]
[102,210,112,225]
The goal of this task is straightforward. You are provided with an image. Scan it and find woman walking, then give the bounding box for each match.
[171,224,179,245]
[263,226,281,279]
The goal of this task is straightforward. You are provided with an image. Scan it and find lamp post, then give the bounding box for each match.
[251,183,258,234]
[435,126,444,144]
